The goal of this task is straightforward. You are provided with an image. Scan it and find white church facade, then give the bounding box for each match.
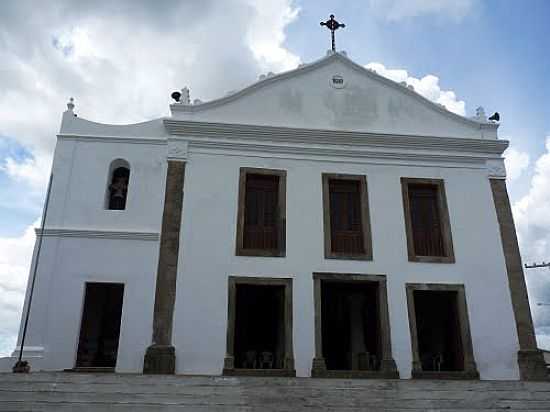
[1,51,547,380]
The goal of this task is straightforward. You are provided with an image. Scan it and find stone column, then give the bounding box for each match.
[144,161,185,374]
[490,178,547,380]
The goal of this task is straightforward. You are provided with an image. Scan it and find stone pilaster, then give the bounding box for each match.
[144,161,185,374]
[490,179,547,380]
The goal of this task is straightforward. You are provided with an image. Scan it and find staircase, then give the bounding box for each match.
[1,372,550,411]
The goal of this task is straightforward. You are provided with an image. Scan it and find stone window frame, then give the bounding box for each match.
[223,276,295,377]
[235,168,287,257]
[322,174,373,261]
[405,283,479,379]
[401,177,455,263]
[311,273,398,378]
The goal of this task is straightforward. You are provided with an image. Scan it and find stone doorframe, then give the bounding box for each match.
[311,273,399,378]
[223,276,296,377]
[405,283,479,379]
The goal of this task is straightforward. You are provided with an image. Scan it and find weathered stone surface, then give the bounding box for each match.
[2,372,550,411]
[143,345,175,375]
[490,179,548,381]
[144,161,185,374]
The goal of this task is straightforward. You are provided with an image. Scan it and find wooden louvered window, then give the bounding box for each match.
[401,178,454,263]
[236,168,286,257]
[323,174,373,260]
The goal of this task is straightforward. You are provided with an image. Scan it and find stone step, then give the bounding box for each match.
[3,383,550,400]
[1,373,546,389]
[1,373,550,412]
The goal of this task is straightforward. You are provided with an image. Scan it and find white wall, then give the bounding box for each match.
[173,151,520,380]
[46,137,167,232]
[2,136,519,380]
[0,136,167,372]
[25,236,159,372]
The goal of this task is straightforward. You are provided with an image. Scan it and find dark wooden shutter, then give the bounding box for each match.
[408,184,445,256]
[243,174,279,250]
[329,179,364,254]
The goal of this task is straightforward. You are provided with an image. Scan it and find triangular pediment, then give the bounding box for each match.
[170,53,497,139]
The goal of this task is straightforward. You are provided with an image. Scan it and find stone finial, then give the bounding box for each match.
[339,50,347,57]
[475,106,486,121]
[67,97,75,112]
[181,87,191,105]
[193,98,202,105]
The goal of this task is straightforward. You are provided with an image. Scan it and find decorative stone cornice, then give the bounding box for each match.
[58,134,167,145]
[35,228,159,241]
[189,139,491,167]
[164,120,509,156]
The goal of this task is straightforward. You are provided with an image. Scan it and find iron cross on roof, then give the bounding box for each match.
[320,14,345,52]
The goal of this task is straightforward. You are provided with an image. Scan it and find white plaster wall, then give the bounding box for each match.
[1,129,518,379]
[173,151,520,380]
[21,236,159,372]
[0,136,167,372]
[46,138,167,232]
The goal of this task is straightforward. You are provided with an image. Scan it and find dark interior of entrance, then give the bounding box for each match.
[234,284,285,369]
[413,290,464,372]
[321,281,381,371]
[76,283,124,368]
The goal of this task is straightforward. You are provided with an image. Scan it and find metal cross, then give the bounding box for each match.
[320,14,345,52]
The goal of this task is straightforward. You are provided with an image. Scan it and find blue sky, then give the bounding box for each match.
[1,0,550,355]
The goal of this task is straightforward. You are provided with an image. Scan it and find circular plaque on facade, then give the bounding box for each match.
[330,75,346,89]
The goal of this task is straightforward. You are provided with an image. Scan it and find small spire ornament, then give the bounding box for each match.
[181,87,190,105]
[475,106,486,121]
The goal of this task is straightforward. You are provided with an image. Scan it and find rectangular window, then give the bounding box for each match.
[401,178,454,263]
[236,168,286,257]
[322,174,372,260]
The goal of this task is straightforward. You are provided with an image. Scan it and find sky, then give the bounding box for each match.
[1,0,550,356]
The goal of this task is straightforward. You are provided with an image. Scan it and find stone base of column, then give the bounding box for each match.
[380,357,399,378]
[311,357,327,377]
[143,344,175,374]
[518,349,548,381]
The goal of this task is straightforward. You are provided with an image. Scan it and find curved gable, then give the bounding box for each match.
[171,53,497,139]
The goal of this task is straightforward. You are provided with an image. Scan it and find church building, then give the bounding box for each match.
[1,49,547,380]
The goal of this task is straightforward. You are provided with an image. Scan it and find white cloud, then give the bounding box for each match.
[365,62,466,115]
[504,147,530,181]
[0,222,37,356]
[514,137,550,259]
[512,137,550,350]
[1,153,51,191]
[368,0,476,22]
[245,0,301,72]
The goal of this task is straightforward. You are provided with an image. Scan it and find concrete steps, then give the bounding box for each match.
[1,372,550,411]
